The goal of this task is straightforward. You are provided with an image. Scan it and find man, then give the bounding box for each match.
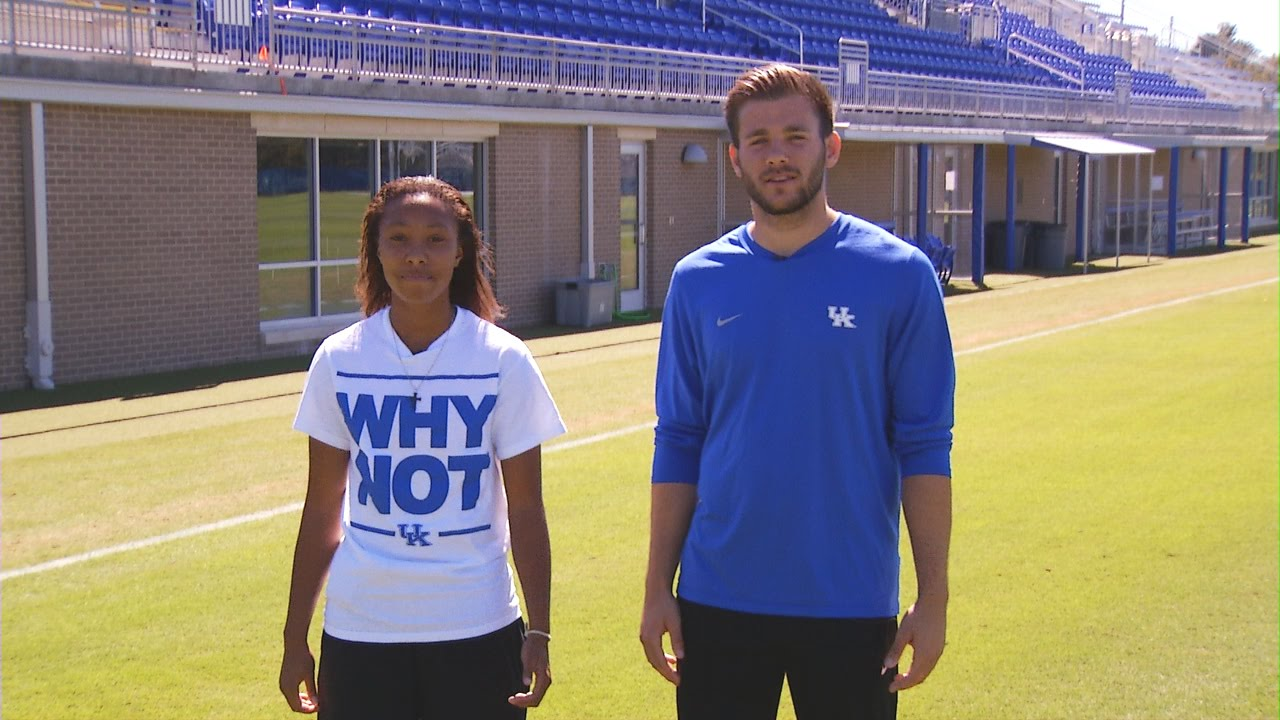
[639,64,955,719]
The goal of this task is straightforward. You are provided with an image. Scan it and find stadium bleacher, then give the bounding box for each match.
[987,7,1204,99]
[241,0,1055,86]
[234,0,1223,103]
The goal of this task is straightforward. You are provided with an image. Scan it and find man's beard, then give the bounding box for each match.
[741,153,826,216]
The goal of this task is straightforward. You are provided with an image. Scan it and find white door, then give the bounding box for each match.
[619,142,646,312]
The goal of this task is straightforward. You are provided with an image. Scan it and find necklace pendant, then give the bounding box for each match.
[412,392,420,407]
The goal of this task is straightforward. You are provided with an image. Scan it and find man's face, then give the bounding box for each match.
[729,94,838,217]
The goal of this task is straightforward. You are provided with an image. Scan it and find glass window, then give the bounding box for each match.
[437,142,476,190]
[259,266,313,321]
[381,140,433,184]
[256,137,311,263]
[319,139,372,262]
[320,264,361,316]
[438,141,481,216]
[619,152,640,292]
[258,137,484,324]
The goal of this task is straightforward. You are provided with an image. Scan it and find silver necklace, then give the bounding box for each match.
[392,310,454,408]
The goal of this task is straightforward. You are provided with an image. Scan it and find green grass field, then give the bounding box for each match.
[2,240,1277,719]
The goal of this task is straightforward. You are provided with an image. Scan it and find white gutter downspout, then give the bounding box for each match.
[582,125,595,278]
[24,102,54,390]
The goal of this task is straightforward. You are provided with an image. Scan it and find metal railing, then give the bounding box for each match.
[257,10,785,101]
[3,0,200,68]
[2,0,1274,134]
[702,0,802,66]
[1007,32,1084,89]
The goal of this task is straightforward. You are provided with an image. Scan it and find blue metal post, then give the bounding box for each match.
[1075,153,1087,262]
[1166,146,1180,257]
[972,144,986,285]
[1241,147,1253,242]
[1217,147,1229,248]
[916,143,929,242]
[1006,145,1017,270]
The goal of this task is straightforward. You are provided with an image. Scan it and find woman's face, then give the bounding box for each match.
[376,193,463,313]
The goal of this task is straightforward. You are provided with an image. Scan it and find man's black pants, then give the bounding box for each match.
[677,598,898,720]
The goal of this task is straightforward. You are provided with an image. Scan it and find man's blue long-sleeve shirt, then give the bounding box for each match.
[652,213,955,618]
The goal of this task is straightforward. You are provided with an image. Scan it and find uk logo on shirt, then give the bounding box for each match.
[828,306,857,329]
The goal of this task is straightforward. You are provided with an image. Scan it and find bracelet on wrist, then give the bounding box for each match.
[524,629,552,642]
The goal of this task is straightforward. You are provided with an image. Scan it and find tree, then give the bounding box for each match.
[1192,22,1258,72]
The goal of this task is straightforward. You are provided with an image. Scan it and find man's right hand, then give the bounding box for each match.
[639,592,684,685]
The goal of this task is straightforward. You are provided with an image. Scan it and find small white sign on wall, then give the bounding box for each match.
[944,170,956,192]
[1151,175,1165,192]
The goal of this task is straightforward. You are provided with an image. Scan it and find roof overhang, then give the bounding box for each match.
[0,75,730,130]
[1112,133,1274,150]
[838,123,1007,144]
[1007,132,1154,155]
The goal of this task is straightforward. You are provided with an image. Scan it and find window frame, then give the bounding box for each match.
[255,135,487,344]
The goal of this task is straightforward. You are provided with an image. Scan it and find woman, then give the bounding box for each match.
[280,176,564,719]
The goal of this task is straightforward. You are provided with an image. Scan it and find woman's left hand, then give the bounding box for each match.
[507,634,552,708]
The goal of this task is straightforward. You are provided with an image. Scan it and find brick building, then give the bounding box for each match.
[1,10,1275,390]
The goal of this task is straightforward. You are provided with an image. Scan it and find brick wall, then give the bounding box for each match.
[10,98,1177,389]
[591,128,622,285]
[1148,147,1247,242]
[0,102,27,391]
[43,105,259,384]
[829,141,896,224]
[982,145,1064,271]
[490,124,582,328]
[723,141,752,230]
[721,137,900,234]
[649,130,721,309]
[977,144,1059,222]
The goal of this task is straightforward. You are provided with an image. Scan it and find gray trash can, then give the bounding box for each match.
[985,221,1030,270]
[1035,224,1067,271]
[555,278,616,327]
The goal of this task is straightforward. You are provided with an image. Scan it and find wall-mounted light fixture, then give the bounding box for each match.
[681,143,708,164]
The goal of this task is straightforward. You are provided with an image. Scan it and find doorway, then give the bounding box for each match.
[619,141,646,312]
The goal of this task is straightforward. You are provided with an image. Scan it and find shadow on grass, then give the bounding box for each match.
[1,313,665,416]
[942,283,987,298]
[945,240,1269,296]
[516,310,660,341]
[0,355,311,415]
[5,237,1267,415]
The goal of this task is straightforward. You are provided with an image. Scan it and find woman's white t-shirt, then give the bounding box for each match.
[293,307,566,643]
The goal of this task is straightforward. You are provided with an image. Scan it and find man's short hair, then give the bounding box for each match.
[724,64,835,148]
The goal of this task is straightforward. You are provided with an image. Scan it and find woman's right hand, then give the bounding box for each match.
[279,643,320,714]
[280,438,348,714]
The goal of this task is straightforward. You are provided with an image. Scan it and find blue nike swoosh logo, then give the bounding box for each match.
[717,314,743,327]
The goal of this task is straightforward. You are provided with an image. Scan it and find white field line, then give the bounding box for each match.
[0,504,306,582]
[954,276,1277,358]
[5,276,1276,582]
[0,421,657,582]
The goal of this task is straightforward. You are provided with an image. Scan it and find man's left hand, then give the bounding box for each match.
[882,599,947,692]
